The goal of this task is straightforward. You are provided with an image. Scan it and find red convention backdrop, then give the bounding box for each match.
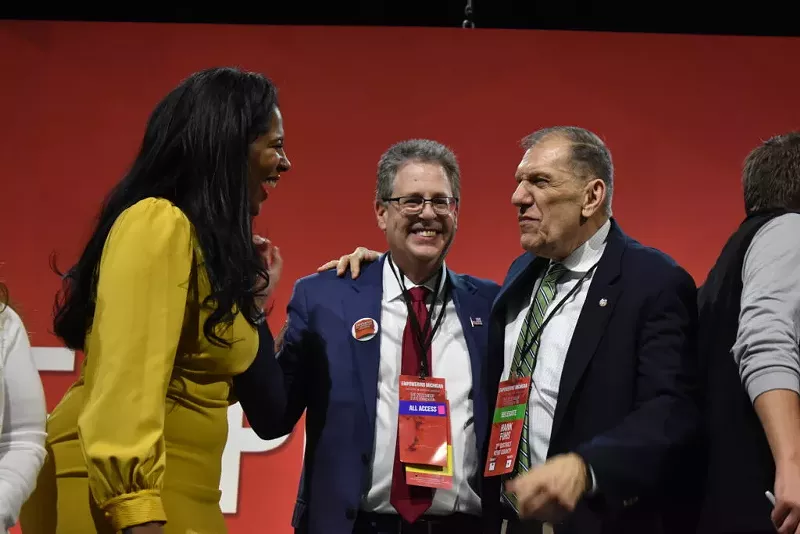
[1,19,799,533]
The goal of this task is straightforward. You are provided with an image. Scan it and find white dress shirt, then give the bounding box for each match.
[361,259,482,516]
[502,220,610,469]
[0,305,47,532]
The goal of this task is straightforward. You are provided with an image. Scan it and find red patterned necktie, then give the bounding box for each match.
[389,286,434,523]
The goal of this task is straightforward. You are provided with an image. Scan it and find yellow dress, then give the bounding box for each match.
[20,198,258,534]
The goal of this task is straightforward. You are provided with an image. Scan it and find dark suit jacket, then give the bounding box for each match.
[481,220,700,534]
[234,255,500,534]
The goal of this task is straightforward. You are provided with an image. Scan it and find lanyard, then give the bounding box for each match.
[513,261,600,374]
[388,255,449,379]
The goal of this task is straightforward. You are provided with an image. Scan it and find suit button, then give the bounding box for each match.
[346,508,357,520]
[361,453,369,465]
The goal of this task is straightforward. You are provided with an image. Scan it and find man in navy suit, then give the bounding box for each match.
[327,126,700,534]
[235,139,500,534]
[483,126,699,534]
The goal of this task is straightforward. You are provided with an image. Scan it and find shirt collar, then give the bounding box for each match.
[382,257,447,303]
[557,218,611,273]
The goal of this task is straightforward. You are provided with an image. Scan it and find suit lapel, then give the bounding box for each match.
[492,253,548,313]
[448,272,490,452]
[551,223,625,439]
[488,254,549,405]
[343,256,385,429]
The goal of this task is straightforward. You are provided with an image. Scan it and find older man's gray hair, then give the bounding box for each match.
[375,139,461,202]
[522,126,614,216]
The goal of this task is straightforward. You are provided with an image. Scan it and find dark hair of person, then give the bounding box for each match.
[743,131,800,214]
[52,66,277,349]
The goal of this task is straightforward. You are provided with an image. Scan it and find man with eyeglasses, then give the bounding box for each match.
[322,127,701,534]
[236,139,499,534]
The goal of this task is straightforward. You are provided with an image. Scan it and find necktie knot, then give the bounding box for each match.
[544,262,567,283]
[408,286,429,303]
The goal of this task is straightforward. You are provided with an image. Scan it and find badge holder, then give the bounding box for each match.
[483,374,533,516]
[405,400,453,489]
[389,255,453,488]
[397,375,453,490]
[484,375,532,477]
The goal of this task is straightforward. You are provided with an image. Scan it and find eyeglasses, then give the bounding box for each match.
[383,196,459,216]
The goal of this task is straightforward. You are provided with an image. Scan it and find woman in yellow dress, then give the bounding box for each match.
[20,66,291,534]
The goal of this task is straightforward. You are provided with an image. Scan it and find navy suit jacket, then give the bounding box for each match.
[235,255,500,534]
[481,220,700,534]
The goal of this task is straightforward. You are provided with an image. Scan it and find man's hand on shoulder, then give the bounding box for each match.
[316,246,383,278]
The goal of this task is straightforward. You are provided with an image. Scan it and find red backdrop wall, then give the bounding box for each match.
[1,20,799,533]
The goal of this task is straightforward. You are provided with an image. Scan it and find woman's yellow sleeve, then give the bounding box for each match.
[77,197,193,531]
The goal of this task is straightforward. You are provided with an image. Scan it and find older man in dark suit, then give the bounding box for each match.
[482,127,699,534]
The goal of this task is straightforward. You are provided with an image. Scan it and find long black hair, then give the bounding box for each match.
[53,66,277,350]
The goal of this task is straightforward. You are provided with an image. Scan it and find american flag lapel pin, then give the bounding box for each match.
[470,317,483,327]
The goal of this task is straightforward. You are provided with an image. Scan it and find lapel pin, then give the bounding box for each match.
[470,317,483,327]
[352,317,379,341]
[599,298,608,307]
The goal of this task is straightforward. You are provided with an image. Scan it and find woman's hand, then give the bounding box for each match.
[254,235,283,311]
[275,319,289,353]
